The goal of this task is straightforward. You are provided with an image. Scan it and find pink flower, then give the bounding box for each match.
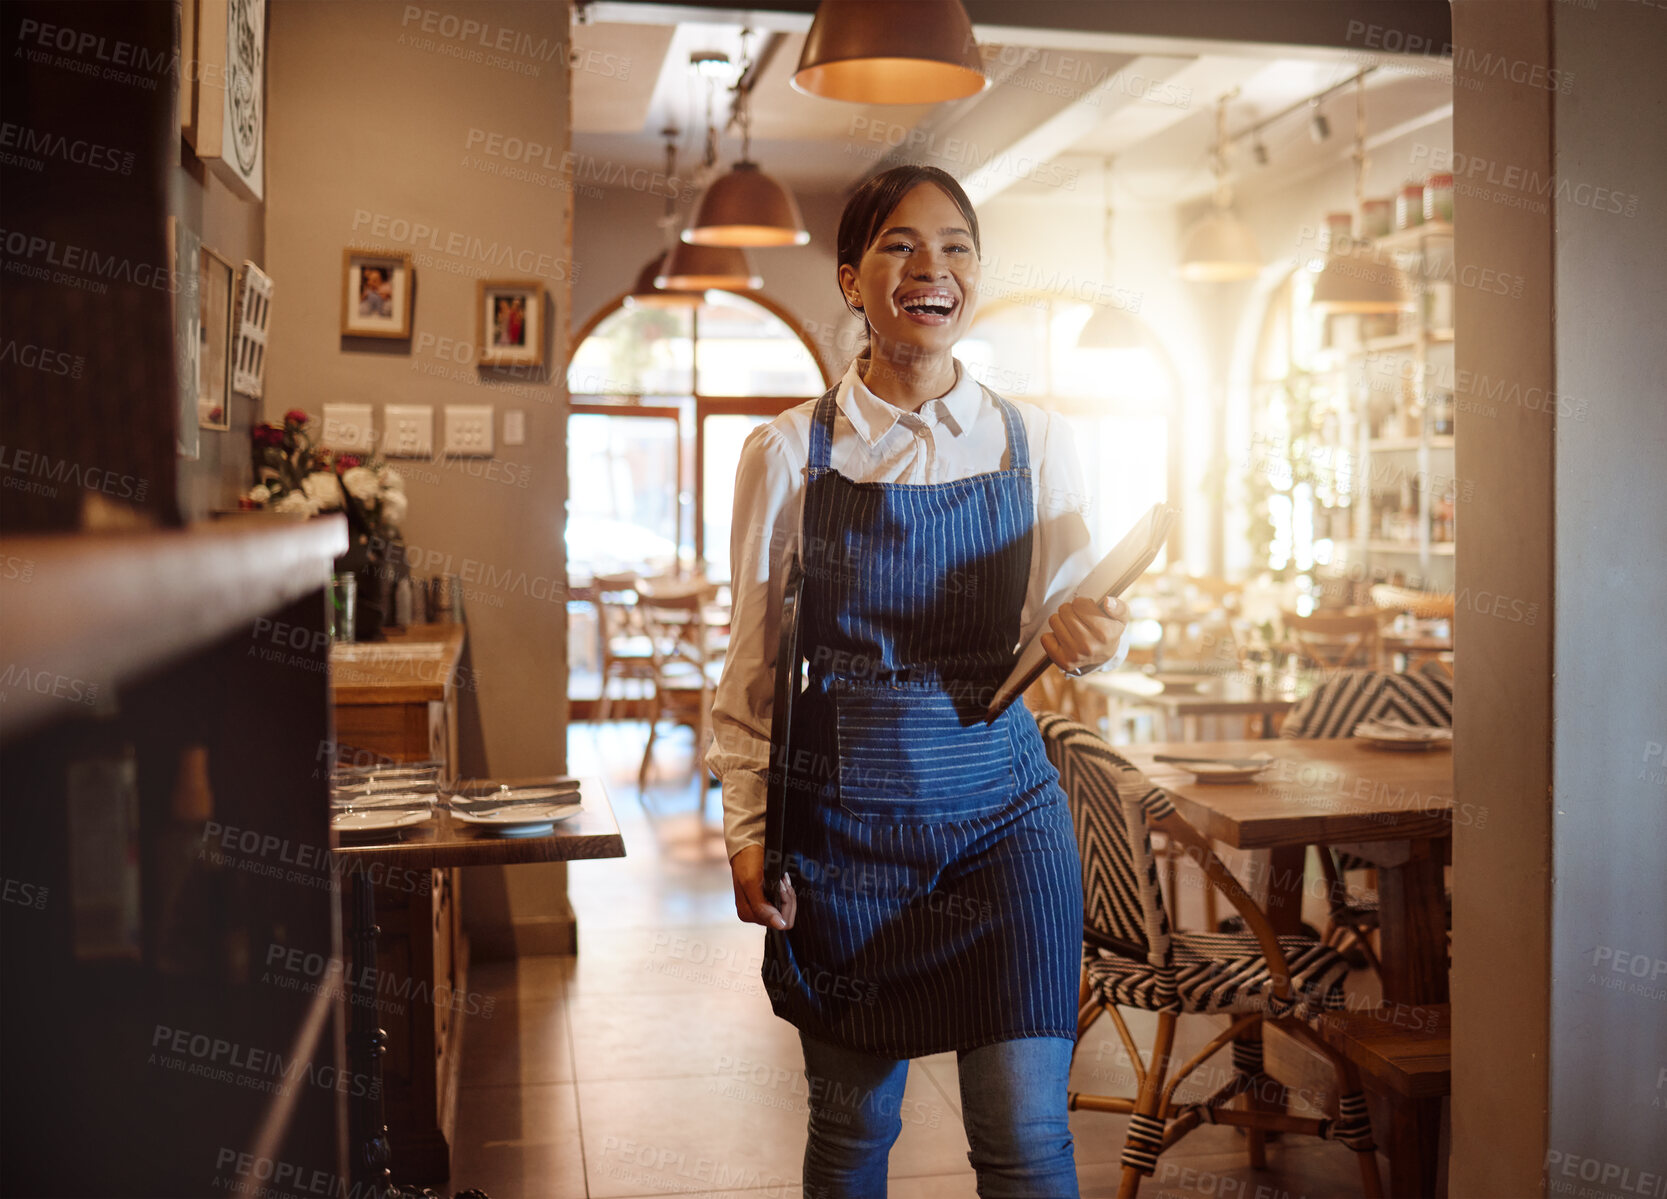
[283,408,310,427]
[252,424,285,448]
[337,454,362,470]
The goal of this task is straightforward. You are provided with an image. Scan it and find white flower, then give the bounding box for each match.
[272,490,318,516]
[302,471,344,510]
[341,466,380,504]
[378,466,405,493]
[382,490,409,527]
[248,484,271,504]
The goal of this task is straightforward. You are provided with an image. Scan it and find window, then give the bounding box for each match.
[566,291,829,579]
[957,295,1178,568]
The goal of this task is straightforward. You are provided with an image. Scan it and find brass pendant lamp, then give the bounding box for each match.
[1177,92,1263,282]
[684,32,809,248]
[1310,76,1414,314]
[791,0,989,105]
[627,132,705,309]
[656,243,763,291]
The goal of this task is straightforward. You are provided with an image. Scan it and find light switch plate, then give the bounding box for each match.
[383,404,433,458]
[443,404,494,456]
[502,409,525,446]
[320,403,375,452]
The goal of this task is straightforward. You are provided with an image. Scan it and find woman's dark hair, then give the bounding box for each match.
[836,165,981,359]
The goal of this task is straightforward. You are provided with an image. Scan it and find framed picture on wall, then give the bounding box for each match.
[341,249,413,340]
[185,0,266,202]
[168,217,202,459]
[232,260,273,398]
[199,248,235,430]
[477,279,544,368]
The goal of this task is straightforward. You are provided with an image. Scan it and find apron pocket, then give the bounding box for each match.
[833,679,1015,822]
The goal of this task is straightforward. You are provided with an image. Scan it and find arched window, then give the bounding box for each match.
[956,293,1179,569]
[565,289,831,580]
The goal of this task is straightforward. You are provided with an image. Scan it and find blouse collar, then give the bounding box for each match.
[836,357,984,448]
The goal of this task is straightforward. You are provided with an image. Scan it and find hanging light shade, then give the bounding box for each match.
[625,253,703,310]
[656,242,762,291]
[1310,242,1415,314]
[1311,81,1416,315]
[1177,95,1262,283]
[683,162,809,247]
[1177,204,1263,282]
[792,0,989,104]
[1076,306,1148,350]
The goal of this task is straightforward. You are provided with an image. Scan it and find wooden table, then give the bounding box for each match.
[1119,739,1452,1007]
[1121,741,1452,1197]
[1079,670,1315,740]
[331,776,625,1195]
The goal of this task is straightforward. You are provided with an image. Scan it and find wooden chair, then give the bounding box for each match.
[1282,607,1397,672]
[1320,1004,1451,1198]
[635,579,724,814]
[1038,715,1384,1198]
[1281,664,1455,976]
[593,572,656,721]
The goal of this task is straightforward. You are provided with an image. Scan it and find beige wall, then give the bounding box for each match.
[266,0,576,953]
[171,110,265,520]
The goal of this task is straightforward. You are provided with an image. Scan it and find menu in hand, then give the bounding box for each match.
[983,502,1179,723]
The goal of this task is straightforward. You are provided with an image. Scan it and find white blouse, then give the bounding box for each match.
[706,357,1108,861]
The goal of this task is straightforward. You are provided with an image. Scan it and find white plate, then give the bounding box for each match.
[1174,761,1273,784]
[332,808,434,836]
[452,801,583,836]
[1353,723,1453,751]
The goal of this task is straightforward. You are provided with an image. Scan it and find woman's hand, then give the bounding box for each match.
[1042,595,1129,677]
[730,844,796,930]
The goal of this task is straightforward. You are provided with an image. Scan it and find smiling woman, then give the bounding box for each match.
[708,164,1136,1199]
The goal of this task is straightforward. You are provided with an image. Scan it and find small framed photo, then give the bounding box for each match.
[476,279,544,368]
[341,249,413,339]
[232,260,273,398]
[198,247,236,430]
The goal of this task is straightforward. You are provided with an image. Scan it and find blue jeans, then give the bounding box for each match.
[799,1031,1080,1199]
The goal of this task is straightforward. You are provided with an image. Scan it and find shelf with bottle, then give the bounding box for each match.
[1371,218,1455,255]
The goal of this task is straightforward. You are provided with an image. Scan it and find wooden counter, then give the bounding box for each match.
[330,624,466,769]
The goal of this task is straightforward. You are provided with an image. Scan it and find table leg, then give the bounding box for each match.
[1262,845,1308,937]
[1372,840,1449,1198]
[345,872,467,1199]
[348,871,394,1198]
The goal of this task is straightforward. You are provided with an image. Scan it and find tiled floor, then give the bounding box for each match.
[445,722,1388,1198]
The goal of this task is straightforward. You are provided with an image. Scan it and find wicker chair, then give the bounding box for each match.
[1279,664,1454,974]
[1038,714,1383,1198]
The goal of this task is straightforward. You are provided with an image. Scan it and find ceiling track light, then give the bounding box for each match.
[1309,103,1332,144]
[683,29,810,248]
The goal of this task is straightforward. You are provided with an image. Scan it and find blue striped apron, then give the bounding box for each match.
[763,385,1083,1058]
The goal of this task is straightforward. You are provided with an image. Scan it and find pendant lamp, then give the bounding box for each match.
[684,33,809,248]
[792,0,989,105]
[627,133,706,308]
[1077,158,1145,350]
[1311,77,1414,315]
[656,242,762,291]
[1177,93,1262,282]
[625,251,702,309]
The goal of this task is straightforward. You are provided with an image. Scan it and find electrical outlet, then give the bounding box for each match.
[443,404,494,456]
[383,404,433,458]
[503,409,526,446]
[321,404,375,452]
